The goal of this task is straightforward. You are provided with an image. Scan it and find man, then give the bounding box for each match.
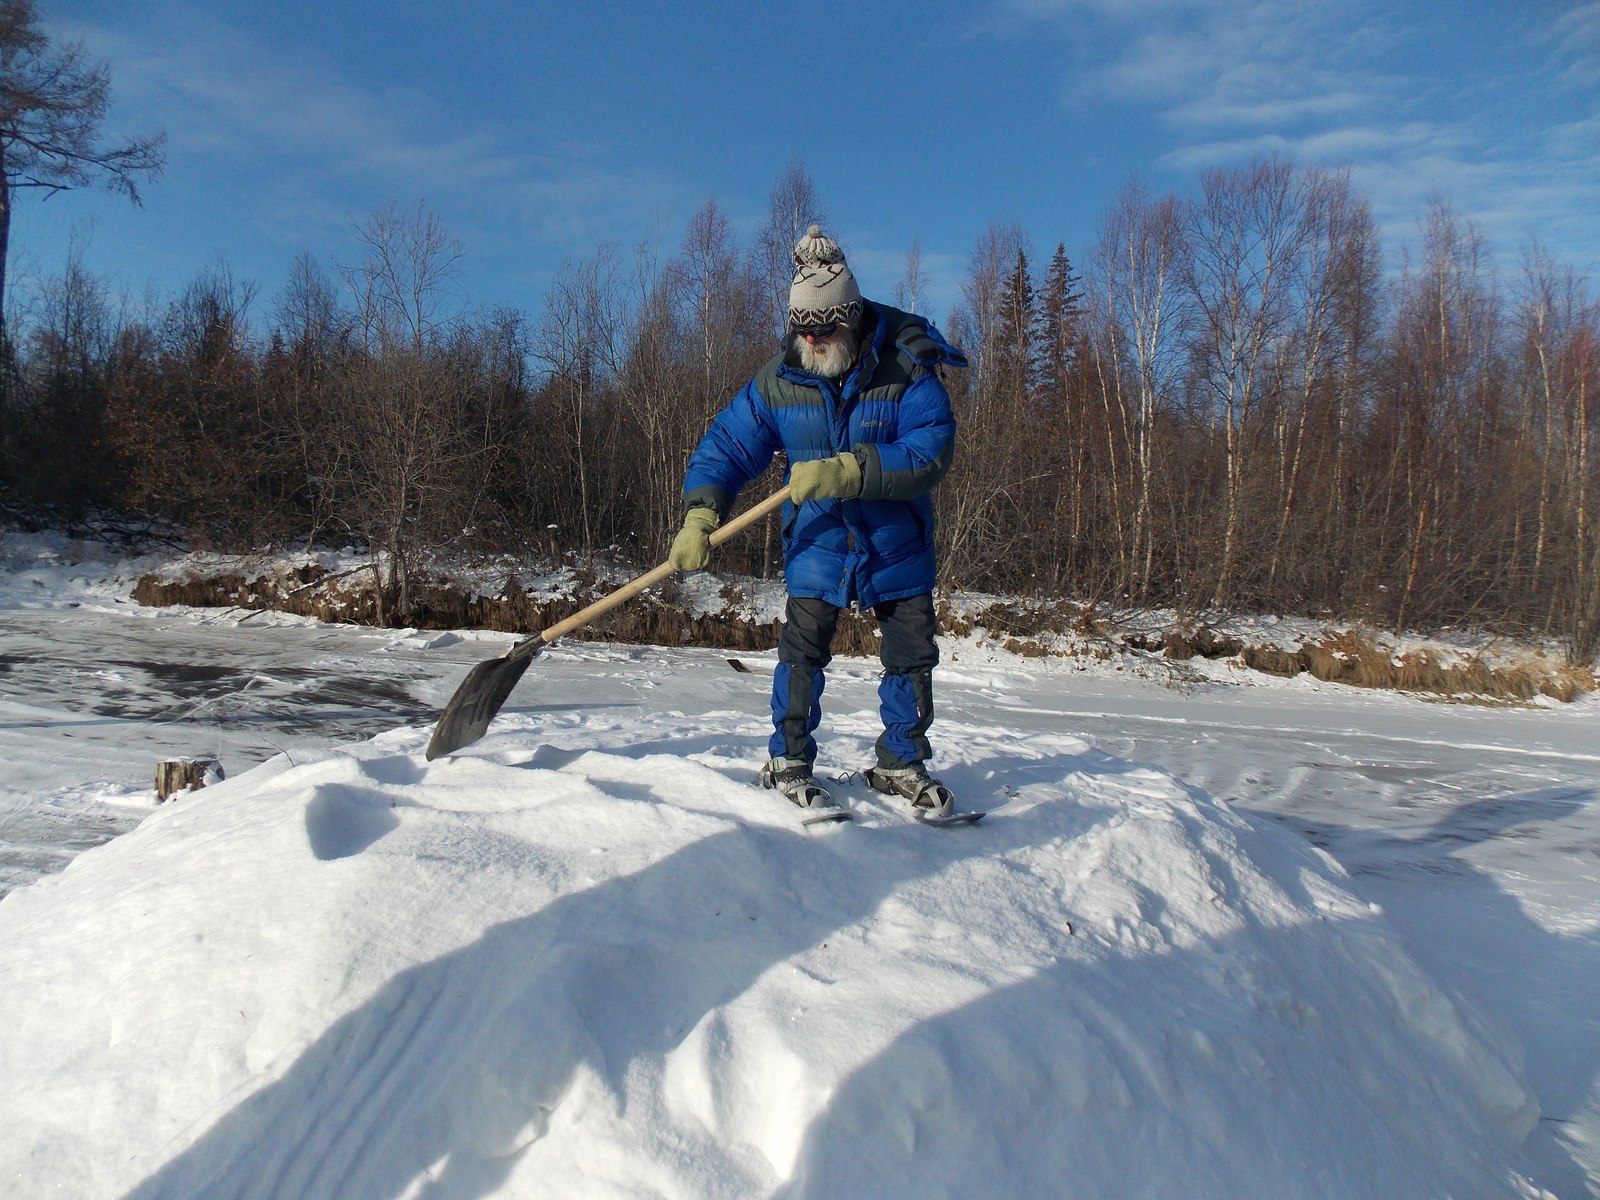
[667,225,967,816]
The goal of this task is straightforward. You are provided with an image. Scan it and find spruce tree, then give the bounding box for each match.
[1034,243,1083,411]
[994,248,1035,408]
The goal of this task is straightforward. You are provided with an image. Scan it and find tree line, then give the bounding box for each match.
[2,159,1597,664]
[943,161,1598,666]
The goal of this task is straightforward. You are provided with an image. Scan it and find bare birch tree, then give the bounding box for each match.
[1263,167,1375,603]
[752,164,827,342]
[329,204,484,621]
[534,247,629,553]
[1089,180,1186,599]
[1519,246,1600,662]
[894,237,927,315]
[1184,158,1313,609]
[1382,201,1503,632]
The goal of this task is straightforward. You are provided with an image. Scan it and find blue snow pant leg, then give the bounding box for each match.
[769,596,839,764]
[873,593,940,769]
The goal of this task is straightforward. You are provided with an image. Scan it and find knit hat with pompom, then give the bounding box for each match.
[787,225,862,332]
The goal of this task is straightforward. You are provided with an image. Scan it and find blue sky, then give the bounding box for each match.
[18,0,1600,331]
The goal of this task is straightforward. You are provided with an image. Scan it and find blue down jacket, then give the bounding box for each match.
[684,302,964,608]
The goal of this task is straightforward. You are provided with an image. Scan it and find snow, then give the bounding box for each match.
[2,530,1597,1198]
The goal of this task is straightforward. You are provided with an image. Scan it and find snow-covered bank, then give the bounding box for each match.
[0,713,1553,1198]
[116,529,1600,705]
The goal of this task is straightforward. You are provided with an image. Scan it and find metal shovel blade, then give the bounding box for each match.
[425,643,541,760]
[422,485,791,761]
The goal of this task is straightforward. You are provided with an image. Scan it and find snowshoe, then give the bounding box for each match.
[864,764,956,820]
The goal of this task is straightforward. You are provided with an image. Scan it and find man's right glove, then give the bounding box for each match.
[668,506,720,571]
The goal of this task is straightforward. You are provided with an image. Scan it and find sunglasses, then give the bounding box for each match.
[793,321,839,339]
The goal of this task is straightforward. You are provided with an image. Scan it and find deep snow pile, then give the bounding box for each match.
[0,701,1553,1199]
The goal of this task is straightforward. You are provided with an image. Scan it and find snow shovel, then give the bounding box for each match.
[425,485,791,760]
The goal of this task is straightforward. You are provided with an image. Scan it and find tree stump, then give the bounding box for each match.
[155,757,225,802]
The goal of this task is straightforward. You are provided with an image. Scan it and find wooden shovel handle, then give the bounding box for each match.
[530,486,790,648]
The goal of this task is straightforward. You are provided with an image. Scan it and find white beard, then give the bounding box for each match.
[796,328,860,379]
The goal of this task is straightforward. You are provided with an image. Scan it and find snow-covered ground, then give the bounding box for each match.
[1,533,1597,1198]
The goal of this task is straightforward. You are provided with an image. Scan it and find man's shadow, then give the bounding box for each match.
[1266,785,1600,1198]
[772,784,1595,1199]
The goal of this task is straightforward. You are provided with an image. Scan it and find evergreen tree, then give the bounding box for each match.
[1034,243,1083,409]
[994,248,1035,408]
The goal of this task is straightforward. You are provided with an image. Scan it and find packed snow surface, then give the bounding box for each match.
[0,712,1552,1199]
[1,532,1595,1198]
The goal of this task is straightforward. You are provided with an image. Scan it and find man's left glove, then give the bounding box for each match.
[668,506,720,571]
[789,452,863,502]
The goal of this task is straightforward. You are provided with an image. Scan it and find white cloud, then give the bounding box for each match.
[1161,121,1445,172]
[1546,2,1600,86]
[51,5,692,266]
[1166,90,1375,130]
[997,0,1600,277]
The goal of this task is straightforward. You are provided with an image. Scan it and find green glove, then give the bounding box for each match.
[668,506,720,571]
[789,452,863,502]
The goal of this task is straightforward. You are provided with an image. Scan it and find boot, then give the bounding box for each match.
[864,763,954,819]
[759,757,834,809]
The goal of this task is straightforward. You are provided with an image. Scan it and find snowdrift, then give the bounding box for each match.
[0,707,1551,1199]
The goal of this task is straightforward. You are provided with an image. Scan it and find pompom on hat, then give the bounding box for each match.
[787,224,863,332]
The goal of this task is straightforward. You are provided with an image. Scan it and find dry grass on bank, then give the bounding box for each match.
[1293,630,1592,704]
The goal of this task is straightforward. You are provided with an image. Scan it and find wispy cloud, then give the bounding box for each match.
[1161,121,1446,172]
[1545,2,1600,87]
[996,0,1600,277]
[54,5,692,274]
[1002,0,1365,109]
